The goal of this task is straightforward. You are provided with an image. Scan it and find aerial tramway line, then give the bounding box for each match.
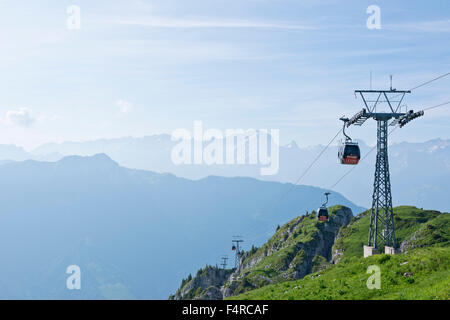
[308,73,449,255]
[231,72,449,262]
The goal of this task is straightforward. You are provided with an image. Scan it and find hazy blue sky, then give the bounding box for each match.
[0,0,449,149]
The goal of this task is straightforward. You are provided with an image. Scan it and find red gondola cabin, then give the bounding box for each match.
[317,207,329,222]
[338,141,360,165]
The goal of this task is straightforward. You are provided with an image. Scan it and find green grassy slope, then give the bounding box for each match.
[332,206,447,260]
[229,206,450,300]
[229,247,450,300]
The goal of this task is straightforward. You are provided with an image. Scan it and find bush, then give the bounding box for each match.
[378,254,391,264]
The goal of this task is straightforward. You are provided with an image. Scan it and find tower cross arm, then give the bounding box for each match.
[354,89,411,113]
[354,90,411,93]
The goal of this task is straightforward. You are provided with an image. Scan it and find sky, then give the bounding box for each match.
[0,0,449,150]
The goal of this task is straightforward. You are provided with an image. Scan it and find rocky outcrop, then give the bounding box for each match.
[400,213,449,253]
[221,206,353,297]
[170,266,233,300]
[400,230,419,253]
[331,211,368,264]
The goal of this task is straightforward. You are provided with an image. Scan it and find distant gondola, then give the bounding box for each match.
[317,192,331,222]
[317,207,329,221]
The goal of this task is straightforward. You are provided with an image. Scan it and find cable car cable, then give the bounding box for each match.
[423,100,450,111]
[329,126,398,190]
[274,127,341,206]
[292,128,341,187]
[238,74,450,250]
[222,99,450,255]
[214,74,450,265]
[241,129,342,245]
[329,98,449,190]
[280,73,449,199]
[254,95,449,242]
[390,72,450,100]
[407,72,450,92]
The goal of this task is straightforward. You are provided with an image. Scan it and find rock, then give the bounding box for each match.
[403,272,413,277]
[400,230,419,253]
[171,267,233,300]
[197,287,223,300]
[330,207,355,264]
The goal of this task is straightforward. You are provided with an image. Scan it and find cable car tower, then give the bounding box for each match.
[231,236,244,268]
[220,255,229,269]
[345,80,424,255]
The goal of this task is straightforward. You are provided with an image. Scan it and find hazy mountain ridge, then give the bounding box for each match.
[2,135,448,210]
[0,154,363,299]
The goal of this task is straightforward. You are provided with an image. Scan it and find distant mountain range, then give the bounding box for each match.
[2,135,448,210]
[0,154,363,299]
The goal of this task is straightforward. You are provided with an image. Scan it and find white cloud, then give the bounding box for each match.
[5,108,36,127]
[387,19,450,33]
[116,99,133,114]
[113,17,316,30]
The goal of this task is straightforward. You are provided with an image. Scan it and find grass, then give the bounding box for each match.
[176,206,449,300]
[229,206,449,300]
[332,206,445,260]
[228,247,450,300]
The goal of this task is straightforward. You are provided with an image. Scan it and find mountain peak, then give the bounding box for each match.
[58,153,119,167]
[284,140,299,149]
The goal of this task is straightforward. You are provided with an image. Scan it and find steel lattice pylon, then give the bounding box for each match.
[345,87,423,253]
[368,120,396,249]
[231,236,243,268]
